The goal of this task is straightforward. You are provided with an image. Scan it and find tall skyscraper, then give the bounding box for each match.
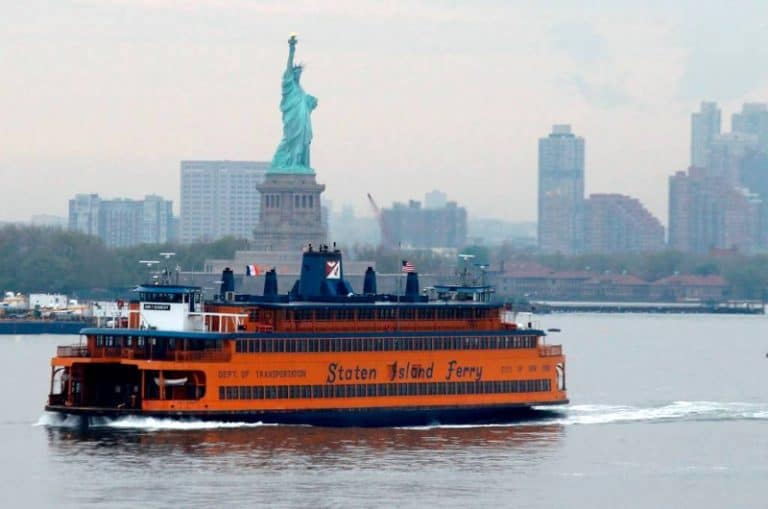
[732,103,768,151]
[538,124,585,254]
[68,194,100,236]
[691,101,721,168]
[668,168,761,254]
[180,161,269,243]
[424,189,448,209]
[707,132,759,186]
[141,194,175,245]
[68,194,174,247]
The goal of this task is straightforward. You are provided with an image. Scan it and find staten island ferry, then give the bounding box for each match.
[46,245,567,426]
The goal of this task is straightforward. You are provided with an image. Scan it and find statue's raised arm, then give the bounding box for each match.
[286,34,297,72]
[270,34,318,174]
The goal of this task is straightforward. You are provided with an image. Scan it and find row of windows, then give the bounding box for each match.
[219,379,551,400]
[264,194,315,209]
[94,335,222,351]
[264,195,281,208]
[294,194,314,209]
[235,335,538,354]
[282,307,495,322]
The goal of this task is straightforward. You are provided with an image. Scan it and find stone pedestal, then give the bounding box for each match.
[252,172,327,251]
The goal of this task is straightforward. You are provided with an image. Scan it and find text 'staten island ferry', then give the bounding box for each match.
[46,246,567,426]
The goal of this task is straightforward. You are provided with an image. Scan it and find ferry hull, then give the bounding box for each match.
[45,401,569,428]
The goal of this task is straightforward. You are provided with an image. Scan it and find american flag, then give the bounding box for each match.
[401,260,415,273]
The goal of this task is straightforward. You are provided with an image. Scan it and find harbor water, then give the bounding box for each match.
[2,314,767,508]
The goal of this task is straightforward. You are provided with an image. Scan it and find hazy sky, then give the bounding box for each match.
[2,1,768,224]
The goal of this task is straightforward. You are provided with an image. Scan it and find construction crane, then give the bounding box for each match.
[367,193,393,249]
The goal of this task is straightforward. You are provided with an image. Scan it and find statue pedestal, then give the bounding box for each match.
[252,172,327,251]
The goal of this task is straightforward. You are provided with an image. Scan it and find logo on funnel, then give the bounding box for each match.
[326,260,341,279]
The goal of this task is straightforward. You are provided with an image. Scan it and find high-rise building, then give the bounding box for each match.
[381,199,467,249]
[691,101,721,168]
[668,167,761,254]
[99,199,141,248]
[180,161,269,243]
[141,194,175,245]
[707,132,759,186]
[538,124,585,254]
[732,103,768,151]
[68,194,174,247]
[424,189,448,209]
[68,194,100,236]
[584,194,665,253]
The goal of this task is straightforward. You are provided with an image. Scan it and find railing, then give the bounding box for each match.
[539,344,562,357]
[57,345,230,362]
[111,347,230,362]
[56,345,89,357]
[282,318,500,334]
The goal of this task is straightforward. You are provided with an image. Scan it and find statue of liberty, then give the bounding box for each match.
[271,34,318,174]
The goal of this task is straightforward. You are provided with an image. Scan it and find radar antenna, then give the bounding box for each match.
[457,254,475,286]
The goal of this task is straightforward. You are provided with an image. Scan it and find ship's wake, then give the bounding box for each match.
[34,401,768,431]
[403,401,768,430]
[34,413,276,430]
[554,401,768,425]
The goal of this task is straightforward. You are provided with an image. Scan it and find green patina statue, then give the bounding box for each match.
[270,34,318,174]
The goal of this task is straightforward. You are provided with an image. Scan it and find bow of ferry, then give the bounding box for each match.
[46,246,567,427]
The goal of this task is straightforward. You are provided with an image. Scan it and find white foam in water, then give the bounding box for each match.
[555,401,768,426]
[35,401,768,430]
[34,412,84,428]
[34,413,276,430]
[97,416,276,430]
[404,401,768,430]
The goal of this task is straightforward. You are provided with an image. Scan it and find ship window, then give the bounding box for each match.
[219,387,225,400]
[95,336,104,347]
[240,386,251,399]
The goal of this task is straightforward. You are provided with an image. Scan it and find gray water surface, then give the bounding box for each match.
[2,314,767,508]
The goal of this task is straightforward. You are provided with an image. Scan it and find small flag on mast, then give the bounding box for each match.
[245,264,261,276]
[401,260,415,273]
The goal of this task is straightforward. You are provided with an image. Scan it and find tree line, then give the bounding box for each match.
[350,243,768,300]
[2,225,766,300]
[0,225,248,298]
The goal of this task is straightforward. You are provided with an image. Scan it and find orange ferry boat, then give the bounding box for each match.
[46,246,567,426]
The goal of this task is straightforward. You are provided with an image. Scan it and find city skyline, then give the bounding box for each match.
[3,2,768,224]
